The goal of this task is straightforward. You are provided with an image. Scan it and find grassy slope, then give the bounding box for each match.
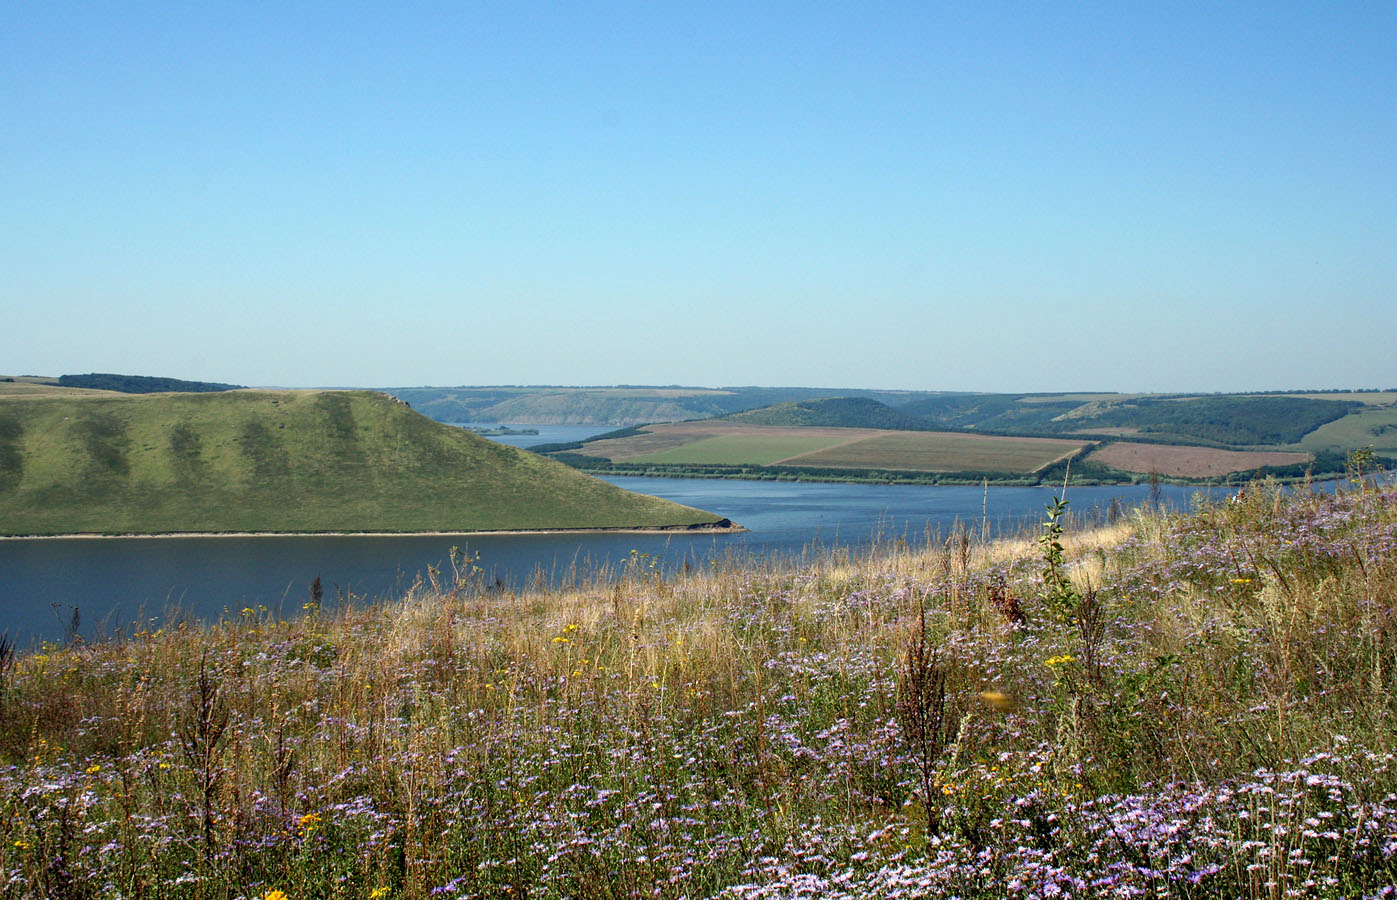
[723,396,926,430]
[2,484,1393,897]
[0,389,724,535]
[1295,404,1397,453]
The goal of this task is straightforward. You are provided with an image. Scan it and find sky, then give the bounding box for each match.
[3,2,1394,393]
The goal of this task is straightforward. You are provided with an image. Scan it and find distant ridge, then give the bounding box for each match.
[58,373,246,394]
[722,397,927,430]
[0,389,727,536]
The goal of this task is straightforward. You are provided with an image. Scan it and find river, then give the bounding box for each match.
[0,423,1240,646]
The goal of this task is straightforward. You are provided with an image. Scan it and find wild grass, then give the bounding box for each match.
[1,481,1394,898]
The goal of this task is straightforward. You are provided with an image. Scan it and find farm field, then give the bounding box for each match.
[1087,441,1310,477]
[578,423,872,462]
[780,430,1088,473]
[577,422,1092,474]
[631,432,858,465]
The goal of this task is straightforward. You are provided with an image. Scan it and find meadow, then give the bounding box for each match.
[1,478,1394,898]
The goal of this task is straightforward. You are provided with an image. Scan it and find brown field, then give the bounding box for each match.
[781,431,1089,473]
[1088,441,1310,478]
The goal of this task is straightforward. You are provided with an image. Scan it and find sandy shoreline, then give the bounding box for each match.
[0,521,745,541]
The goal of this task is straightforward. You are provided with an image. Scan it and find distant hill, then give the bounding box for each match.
[1047,396,1364,445]
[0,390,727,536]
[58,373,245,394]
[896,394,1087,431]
[882,393,1363,446]
[722,397,928,430]
[539,389,1391,484]
[384,385,941,426]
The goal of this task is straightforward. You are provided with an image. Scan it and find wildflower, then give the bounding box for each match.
[266,892,290,900]
[85,764,101,774]
[297,812,322,837]
[369,889,391,899]
[1044,654,1074,668]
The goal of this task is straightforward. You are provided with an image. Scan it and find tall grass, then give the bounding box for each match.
[1,482,1394,898]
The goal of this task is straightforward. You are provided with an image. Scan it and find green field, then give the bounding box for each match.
[570,423,1092,476]
[782,431,1089,473]
[630,432,855,465]
[0,388,725,535]
[1293,404,1397,453]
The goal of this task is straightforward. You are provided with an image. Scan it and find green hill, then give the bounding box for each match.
[0,389,728,536]
[722,397,927,429]
[57,372,245,393]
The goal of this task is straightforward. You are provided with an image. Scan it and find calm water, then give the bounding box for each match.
[0,472,1234,647]
[451,423,615,449]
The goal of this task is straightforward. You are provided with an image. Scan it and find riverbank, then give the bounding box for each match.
[0,518,743,540]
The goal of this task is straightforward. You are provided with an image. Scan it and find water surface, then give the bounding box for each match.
[0,475,1231,647]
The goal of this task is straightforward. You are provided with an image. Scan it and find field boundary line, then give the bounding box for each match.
[768,431,894,466]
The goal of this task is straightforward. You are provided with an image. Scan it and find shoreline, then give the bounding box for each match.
[0,520,746,541]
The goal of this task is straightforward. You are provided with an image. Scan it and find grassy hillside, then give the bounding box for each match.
[0,389,726,535]
[3,483,1394,897]
[722,396,927,430]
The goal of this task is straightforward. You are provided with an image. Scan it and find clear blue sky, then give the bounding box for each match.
[4,2,1394,392]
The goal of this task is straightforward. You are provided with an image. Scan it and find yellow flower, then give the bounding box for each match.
[1229,577,1254,584]
[369,889,391,899]
[265,891,290,900]
[85,764,102,775]
[297,812,322,836]
[1044,654,1075,668]
[552,636,570,643]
